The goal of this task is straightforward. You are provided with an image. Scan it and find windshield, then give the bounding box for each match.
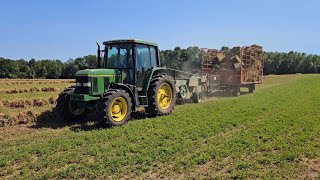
[105,44,133,69]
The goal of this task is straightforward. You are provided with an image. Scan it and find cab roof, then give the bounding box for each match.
[103,39,158,47]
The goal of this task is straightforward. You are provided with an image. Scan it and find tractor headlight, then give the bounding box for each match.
[75,76,92,94]
[76,81,92,87]
[83,82,92,87]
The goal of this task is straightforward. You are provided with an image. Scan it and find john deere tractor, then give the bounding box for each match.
[56,39,211,126]
[56,39,178,126]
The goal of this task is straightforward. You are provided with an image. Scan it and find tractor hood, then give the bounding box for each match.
[76,69,117,76]
[73,69,125,96]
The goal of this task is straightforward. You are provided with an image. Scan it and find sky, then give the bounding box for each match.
[0,0,319,61]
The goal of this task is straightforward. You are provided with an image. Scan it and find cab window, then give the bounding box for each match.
[150,46,157,67]
[106,44,133,69]
[136,45,151,73]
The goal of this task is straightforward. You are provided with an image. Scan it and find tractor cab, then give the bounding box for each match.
[99,39,160,92]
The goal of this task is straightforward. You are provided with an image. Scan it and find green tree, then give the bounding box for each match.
[221,46,229,52]
[61,59,79,78]
[84,55,97,68]
[0,58,19,78]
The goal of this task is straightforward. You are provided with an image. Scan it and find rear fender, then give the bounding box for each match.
[145,67,167,91]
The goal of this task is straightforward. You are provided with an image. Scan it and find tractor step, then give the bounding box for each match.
[138,95,148,106]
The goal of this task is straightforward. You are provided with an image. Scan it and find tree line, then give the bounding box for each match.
[1,47,319,79]
[0,55,96,79]
[263,51,320,74]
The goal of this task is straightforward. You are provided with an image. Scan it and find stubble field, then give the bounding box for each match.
[0,79,74,127]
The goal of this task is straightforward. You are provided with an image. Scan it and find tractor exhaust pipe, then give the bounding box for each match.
[96,42,101,68]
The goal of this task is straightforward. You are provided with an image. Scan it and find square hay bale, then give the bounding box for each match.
[234,63,242,69]
[232,55,242,63]
[216,53,226,62]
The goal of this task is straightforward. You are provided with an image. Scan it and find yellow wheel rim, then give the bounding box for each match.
[109,97,128,122]
[157,83,173,110]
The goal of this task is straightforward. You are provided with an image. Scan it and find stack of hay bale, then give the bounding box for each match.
[241,45,263,82]
[202,45,263,82]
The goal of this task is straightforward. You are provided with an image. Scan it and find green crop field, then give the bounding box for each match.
[0,74,319,179]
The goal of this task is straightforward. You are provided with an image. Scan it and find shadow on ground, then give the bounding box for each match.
[31,108,149,131]
[210,90,250,97]
[32,90,251,131]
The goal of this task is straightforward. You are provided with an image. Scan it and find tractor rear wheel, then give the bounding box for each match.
[97,89,132,126]
[56,87,88,121]
[146,74,176,117]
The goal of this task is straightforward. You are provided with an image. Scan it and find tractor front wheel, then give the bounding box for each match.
[146,74,176,117]
[56,87,88,121]
[97,89,132,126]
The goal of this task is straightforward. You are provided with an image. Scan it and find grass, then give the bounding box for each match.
[0,74,319,179]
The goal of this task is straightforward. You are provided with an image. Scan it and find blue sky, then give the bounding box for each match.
[0,0,319,61]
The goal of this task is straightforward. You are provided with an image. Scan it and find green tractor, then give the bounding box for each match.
[56,39,178,126]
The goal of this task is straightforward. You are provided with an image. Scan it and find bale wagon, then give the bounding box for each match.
[201,45,264,96]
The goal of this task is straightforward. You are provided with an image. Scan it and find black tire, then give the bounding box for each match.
[192,91,203,103]
[97,89,132,126]
[56,86,88,121]
[146,74,176,117]
[232,85,241,97]
[201,83,208,100]
[248,84,255,93]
